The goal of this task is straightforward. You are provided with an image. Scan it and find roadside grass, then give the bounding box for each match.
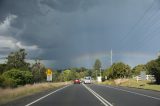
[0,82,71,105]
[99,79,160,91]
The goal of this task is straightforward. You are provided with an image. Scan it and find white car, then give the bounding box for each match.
[84,76,92,84]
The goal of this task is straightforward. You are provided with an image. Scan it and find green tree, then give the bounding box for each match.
[146,60,160,84]
[132,64,148,76]
[6,49,30,70]
[58,70,72,81]
[92,59,102,78]
[104,67,113,79]
[0,64,7,74]
[2,69,33,87]
[105,62,131,79]
[93,59,102,71]
[52,71,60,82]
[31,60,46,83]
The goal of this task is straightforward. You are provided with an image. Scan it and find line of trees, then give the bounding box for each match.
[0,49,160,88]
[0,49,46,88]
[52,67,92,82]
[0,49,93,88]
[52,57,160,84]
[101,56,160,84]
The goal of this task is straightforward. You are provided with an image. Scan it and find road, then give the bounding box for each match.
[2,84,160,106]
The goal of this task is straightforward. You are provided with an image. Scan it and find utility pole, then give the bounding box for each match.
[111,49,113,66]
[100,68,102,77]
[96,70,97,79]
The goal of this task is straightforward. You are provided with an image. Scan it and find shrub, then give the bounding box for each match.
[2,69,33,87]
[146,60,160,84]
[104,62,131,79]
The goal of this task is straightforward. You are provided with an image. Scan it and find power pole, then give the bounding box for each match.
[100,68,102,77]
[111,49,113,66]
[96,70,97,79]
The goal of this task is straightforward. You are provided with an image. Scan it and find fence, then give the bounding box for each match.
[134,75,155,82]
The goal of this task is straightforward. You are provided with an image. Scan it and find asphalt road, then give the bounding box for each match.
[2,84,160,106]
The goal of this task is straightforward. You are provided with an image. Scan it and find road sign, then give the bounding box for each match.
[47,74,52,81]
[46,69,52,75]
[46,69,53,81]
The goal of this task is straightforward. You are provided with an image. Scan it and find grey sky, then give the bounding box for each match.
[0,0,159,69]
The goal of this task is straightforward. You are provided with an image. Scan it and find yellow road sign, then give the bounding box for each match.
[46,69,52,75]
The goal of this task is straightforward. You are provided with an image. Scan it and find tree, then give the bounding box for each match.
[58,70,73,81]
[31,60,46,83]
[6,49,30,70]
[2,69,33,87]
[52,71,60,82]
[0,64,7,74]
[132,64,148,76]
[105,62,131,79]
[93,59,102,71]
[104,67,113,79]
[92,59,102,78]
[146,60,160,84]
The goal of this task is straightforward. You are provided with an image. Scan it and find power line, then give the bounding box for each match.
[118,0,156,50]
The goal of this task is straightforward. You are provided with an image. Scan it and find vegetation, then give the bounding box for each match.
[1,69,33,87]
[0,49,92,88]
[0,49,46,88]
[104,62,131,79]
[146,57,160,84]
[92,59,102,78]
[132,64,148,76]
[0,48,160,89]
[102,56,160,85]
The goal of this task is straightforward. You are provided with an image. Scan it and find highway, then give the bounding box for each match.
[2,84,160,106]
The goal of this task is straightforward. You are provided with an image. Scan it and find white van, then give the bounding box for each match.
[84,76,92,84]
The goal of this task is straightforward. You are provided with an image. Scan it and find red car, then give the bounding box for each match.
[73,79,80,84]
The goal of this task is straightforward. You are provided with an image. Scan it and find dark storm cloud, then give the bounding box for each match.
[0,0,41,22]
[0,0,159,69]
[40,0,99,12]
[0,0,102,68]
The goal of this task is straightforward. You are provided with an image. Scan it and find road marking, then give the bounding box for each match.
[99,85,160,101]
[25,84,71,106]
[83,84,113,106]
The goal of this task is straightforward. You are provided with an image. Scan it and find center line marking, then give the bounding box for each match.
[83,84,113,106]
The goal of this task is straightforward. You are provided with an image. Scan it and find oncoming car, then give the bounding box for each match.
[84,76,92,84]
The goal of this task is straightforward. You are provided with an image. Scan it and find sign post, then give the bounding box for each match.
[46,69,53,82]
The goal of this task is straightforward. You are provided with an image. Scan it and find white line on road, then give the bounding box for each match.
[83,84,113,106]
[25,84,71,106]
[99,85,160,101]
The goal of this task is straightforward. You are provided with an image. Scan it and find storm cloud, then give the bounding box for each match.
[0,0,160,69]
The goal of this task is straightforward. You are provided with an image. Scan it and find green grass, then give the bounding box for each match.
[0,82,71,105]
[99,79,160,91]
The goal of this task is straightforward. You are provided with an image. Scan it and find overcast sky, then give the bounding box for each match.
[0,0,160,69]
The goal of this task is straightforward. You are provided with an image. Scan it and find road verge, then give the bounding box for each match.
[98,79,160,92]
[0,82,71,105]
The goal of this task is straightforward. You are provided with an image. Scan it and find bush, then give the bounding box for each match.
[2,69,33,87]
[146,60,160,84]
[0,75,5,87]
[104,62,131,79]
[2,78,17,88]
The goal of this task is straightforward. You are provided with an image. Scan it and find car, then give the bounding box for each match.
[84,76,92,84]
[73,79,80,84]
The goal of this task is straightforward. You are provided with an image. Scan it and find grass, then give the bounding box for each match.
[99,79,160,91]
[0,82,71,105]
